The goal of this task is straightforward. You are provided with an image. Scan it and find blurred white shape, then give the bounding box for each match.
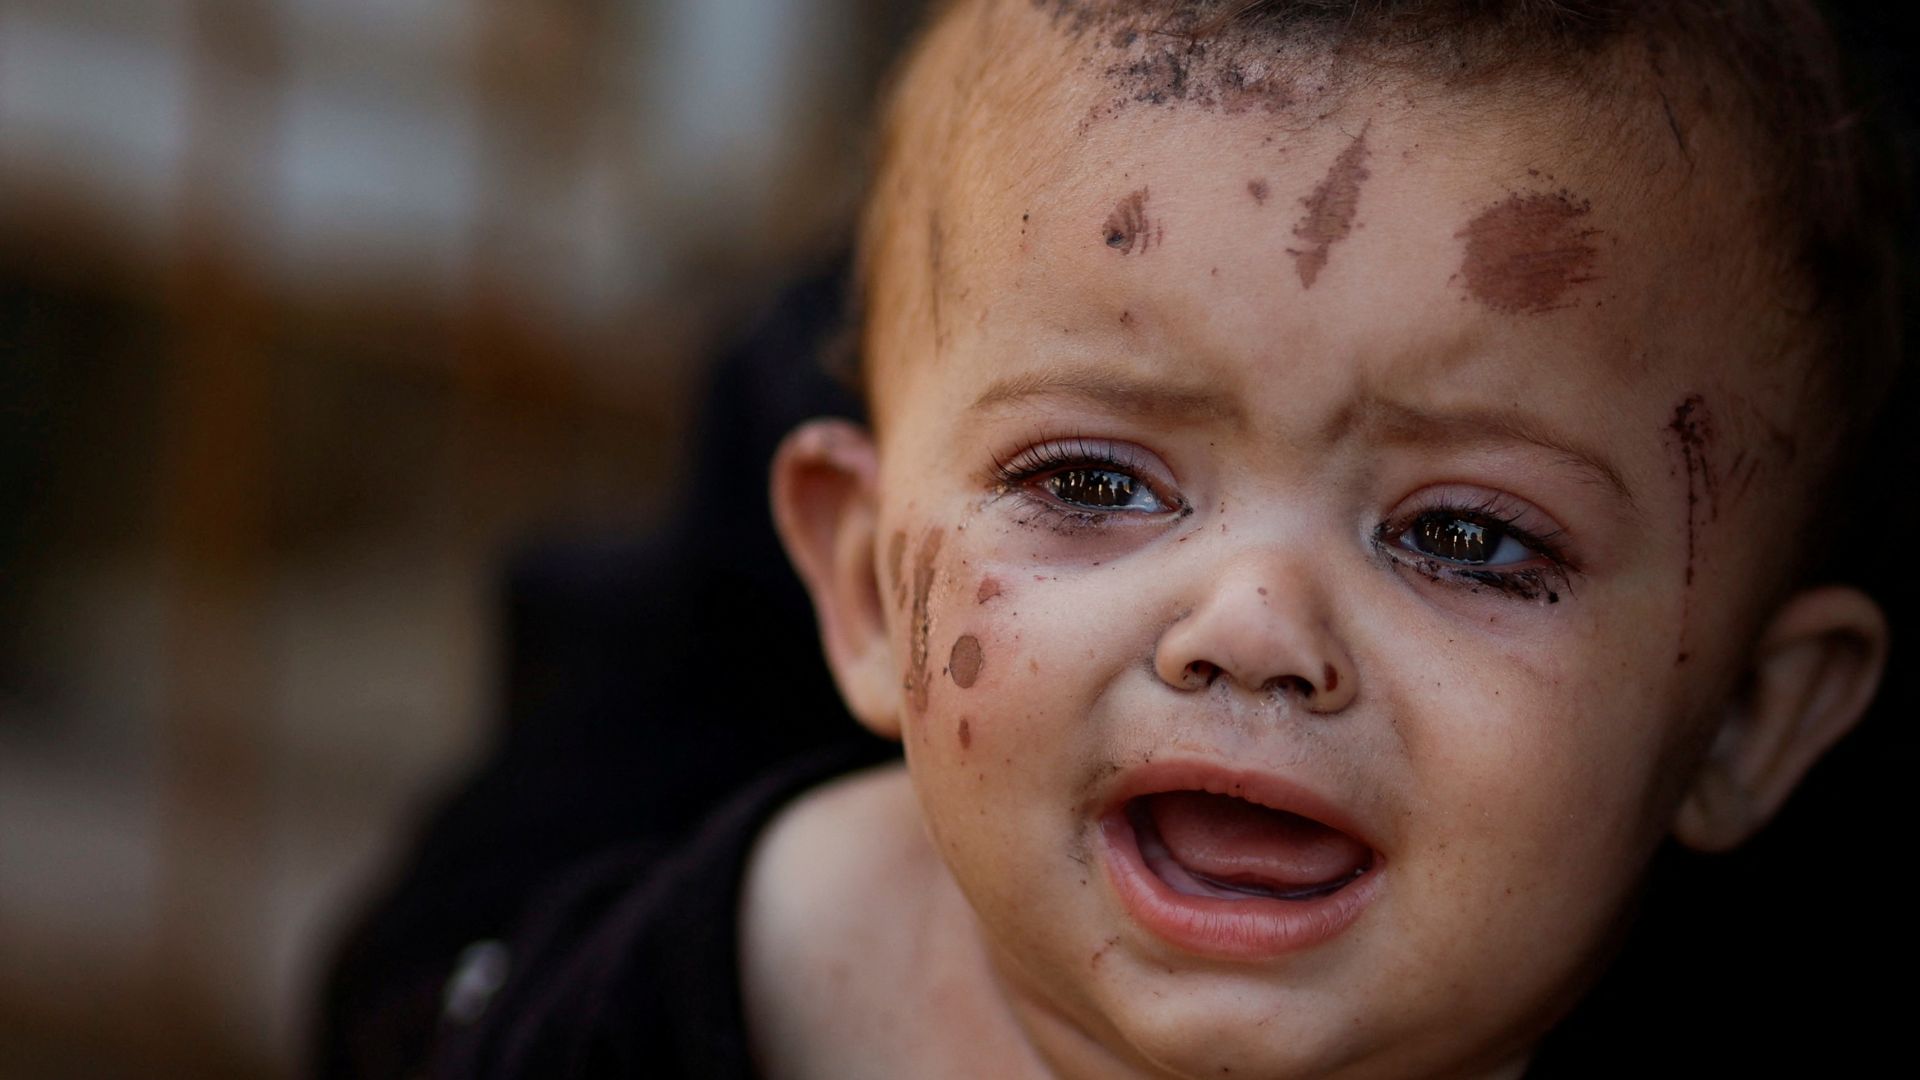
[0,8,189,245]
[275,0,470,46]
[269,72,481,293]
[643,0,835,215]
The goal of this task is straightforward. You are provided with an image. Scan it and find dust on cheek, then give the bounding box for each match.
[903,529,944,714]
[949,635,985,688]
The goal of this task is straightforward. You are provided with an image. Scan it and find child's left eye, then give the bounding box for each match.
[1397,510,1538,567]
[1045,467,1166,513]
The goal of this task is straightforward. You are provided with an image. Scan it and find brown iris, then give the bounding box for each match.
[1048,468,1137,509]
[1413,513,1495,563]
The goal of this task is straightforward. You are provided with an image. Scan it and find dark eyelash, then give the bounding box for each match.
[990,437,1143,487]
[989,438,1185,531]
[1373,495,1577,603]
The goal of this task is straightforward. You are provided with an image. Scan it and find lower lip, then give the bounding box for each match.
[1099,807,1382,961]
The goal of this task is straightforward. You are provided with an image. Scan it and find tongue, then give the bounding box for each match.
[1146,791,1370,892]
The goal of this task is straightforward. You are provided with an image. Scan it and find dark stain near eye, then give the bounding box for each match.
[976,576,1003,604]
[888,530,908,609]
[1456,191,1600,314]
[950,634,985,688]
[1288,125,1370,288]
[1247,178,1269,205]
[1666,394,1718,587]
[958,717,973,750]
[1103,188,1161,254]
[906,529,945,714]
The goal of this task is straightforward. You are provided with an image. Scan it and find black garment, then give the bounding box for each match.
[314,256,888,1080]
[427,741,891,1080]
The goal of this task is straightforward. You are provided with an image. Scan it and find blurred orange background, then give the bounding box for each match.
[0,1,919,1075]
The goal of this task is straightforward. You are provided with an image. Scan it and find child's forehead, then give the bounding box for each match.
[907,79,1783,407]
[875,9,1785,384]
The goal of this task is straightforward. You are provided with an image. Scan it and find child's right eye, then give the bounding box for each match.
[991,438,1185,526]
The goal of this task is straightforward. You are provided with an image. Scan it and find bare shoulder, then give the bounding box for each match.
[739,761,936,1077]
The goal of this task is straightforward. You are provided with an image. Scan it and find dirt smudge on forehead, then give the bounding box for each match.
[906,528,945,714]
[1456,191,1601,314]
[949,634,985,688]
[1103,188,1162,254]
[1030,0,1316,117]
[1289,124,1371,288]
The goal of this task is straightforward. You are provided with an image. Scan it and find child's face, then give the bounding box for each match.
[825,41,1856,1080]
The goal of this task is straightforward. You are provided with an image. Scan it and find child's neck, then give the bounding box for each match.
[739,761,1537,1079]
[741,762,1053,1077]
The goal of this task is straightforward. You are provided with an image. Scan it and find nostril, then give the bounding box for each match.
[1262,674,1315,698]
[1184,661,1221,688]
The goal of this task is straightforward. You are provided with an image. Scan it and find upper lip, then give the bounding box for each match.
[1093,757,1383,857]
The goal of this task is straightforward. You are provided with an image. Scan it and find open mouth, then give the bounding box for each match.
[1098,766,1382,959]
[1127,791,1374,902]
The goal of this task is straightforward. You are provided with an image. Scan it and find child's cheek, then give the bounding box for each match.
[889,527,1028,760]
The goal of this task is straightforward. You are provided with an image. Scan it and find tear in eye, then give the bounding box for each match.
[1047,468,1162,512]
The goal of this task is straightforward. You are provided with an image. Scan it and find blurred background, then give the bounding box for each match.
[0,1,919,1075]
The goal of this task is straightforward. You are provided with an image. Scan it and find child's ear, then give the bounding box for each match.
[1673,585,1889,852]
[770,419,902,739]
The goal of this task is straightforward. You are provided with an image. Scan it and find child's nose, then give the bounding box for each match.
[1151,554,1357,714]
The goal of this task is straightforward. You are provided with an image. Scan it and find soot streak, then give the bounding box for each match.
[888,530,908,609]
[907,529,945,714]
[1667,394,1717,588]
[927,211,948,347]
[950,634,984,688]
[1289,125,1370,288]
[1457,191,1600,314]
[1103,188,1161,254]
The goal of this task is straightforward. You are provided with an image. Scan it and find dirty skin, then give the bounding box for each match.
[906,529,946,713]
[950,634,985,688]
[1289,124,1371,288]
[888,530,908,608]
[1031,1,1311,116]
[927,211,948,348]
[1664,394,1719,664]
[1667,394,1717,588]
[1103,188,1162,254]
[1456,191,1601,313]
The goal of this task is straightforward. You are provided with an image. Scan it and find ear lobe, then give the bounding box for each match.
[1674,585,1889,852]
[770,419,903,739]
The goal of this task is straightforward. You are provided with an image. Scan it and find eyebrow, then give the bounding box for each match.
[1343,396,1638,509]
[969,366,1244,426]
[969,365,1636,510]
